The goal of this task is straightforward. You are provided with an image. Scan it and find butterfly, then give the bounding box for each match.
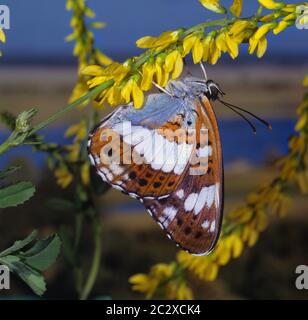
[88,70,270,256]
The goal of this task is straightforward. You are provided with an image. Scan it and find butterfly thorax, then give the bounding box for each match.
[167,78,223,101]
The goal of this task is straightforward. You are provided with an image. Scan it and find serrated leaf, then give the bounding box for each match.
[0,181,36,208]
[0,166,21,180]
[0,230,38,257]
[23,234,61,271]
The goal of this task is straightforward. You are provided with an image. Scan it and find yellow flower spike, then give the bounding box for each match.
[182,34,198,57]
[256,36,267,58]
[192,38,204,63]
[154,57,164,85]
[230,0,243,17]
[258,0,285,10]
[225,34,239,59]
[199,0,227,14]
[254,22,277,40]
[132,81,144,109]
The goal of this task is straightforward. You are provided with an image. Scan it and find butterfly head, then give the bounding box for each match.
[204,80,225,101]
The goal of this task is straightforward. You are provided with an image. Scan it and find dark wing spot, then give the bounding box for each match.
[177,218,183,226]
[184,227,192,235]
[153,182,161,188]
[168,181,175,187]
[195,231,203,239]
[138,179,148,186]
[159,175,165,181]
[107,148,113,157]
[129,171,136,179]
[146,173,153,178]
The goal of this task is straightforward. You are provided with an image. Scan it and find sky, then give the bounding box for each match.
[0,0,307,64]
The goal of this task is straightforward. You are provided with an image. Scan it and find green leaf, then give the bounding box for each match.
[0,166,21,180]
[1,255,46,296]
[0,181,36,208]
[0,230,38,257]
[23,234,61,271]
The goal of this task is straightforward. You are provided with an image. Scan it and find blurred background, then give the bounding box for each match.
[0,0,308,299]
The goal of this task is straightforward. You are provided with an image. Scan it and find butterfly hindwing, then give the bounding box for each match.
[143,96,223,255]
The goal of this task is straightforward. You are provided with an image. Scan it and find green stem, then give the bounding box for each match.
[79,214,102,300]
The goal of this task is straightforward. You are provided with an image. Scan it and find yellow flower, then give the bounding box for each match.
[164,50,184,79]
[121,78,144,109]
[253,22,277,40]
[230,0,243,17]
[216,31,239,59]
[154,55,169,87]
[199,0,227,14]
[249,35,268,58]
[295,112,307,131]
[136,30,181,49]
[182,34,204,62]
[54,166,73,188]
[65,121,87,142]
[129,274,159,299]
[303,74,308,87]
[141,60,156,90]
[208,40,221,64]
[273,20,291,35]
[0,29,6,43]
[229,20,252,36]
[81,162,90,186]
[257,0,285,10]
[202,32,215,61]
[192,37,204,64]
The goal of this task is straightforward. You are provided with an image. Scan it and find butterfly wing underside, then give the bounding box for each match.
[88,92,223,255]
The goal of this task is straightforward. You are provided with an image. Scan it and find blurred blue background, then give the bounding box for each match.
[1,0,307,64]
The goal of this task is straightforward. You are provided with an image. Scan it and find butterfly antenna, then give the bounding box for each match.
[218,99,272,130]
[218,99,257,134]
[199,62,208,81]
